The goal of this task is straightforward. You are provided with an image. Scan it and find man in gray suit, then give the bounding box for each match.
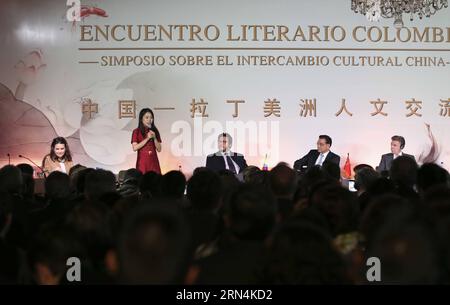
[377,135,416,173]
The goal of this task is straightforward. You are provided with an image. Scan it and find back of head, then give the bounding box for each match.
[269,164,297,198]
[45,171,71,200]
[309,183,358,236]
[245,170,270,187]
[29,224,86,285]
[161,170,186,199]
[226,184,277,241]
[118,205,191,284]
[0,165,23,195]
[187,168,222,211]
[118,168,142,198]
[321,161,341,181]
[139,171,162,198]
[124,168,142,182]
[417,163,449,192]
[65,202,111,265]
[355,167,380,192]
[366,221,440,284]
[360,194,420,245]
[17,163,34,176]
[390,156,418,188]
[242,166,261,184]
[353,164,374,174]
[262,221,348,284]
[84,169,116,201]
[68,164,86,178]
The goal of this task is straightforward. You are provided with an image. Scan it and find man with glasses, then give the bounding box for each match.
[205,133,248,175]
[293,135,340,173]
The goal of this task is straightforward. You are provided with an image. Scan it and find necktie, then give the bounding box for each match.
[225,154,237,174]
[317,153,324,166]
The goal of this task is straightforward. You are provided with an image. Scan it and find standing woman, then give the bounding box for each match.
[131,108,162,174]
[42,137,74,174]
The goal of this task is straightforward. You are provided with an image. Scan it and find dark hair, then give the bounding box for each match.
[161,170,186,200]
[261,221,349,284]
[139,171,162,198]
[75,168,95,195]
[391,135,406,149]
[360,194,415,245]
[65,202,111,267]
[17,163,34,176]
[309,183,359,236]
[218,133,233,146]
[269,164,297,197]
[187,169,222,211]
[118,204,191,284]
[227,184,277,241]
[29,224,87,283]
[45,171,71,200]
[84,169,117,201]
[49,137,72,162]
[319,135,332,146]
[417,163,449,192]
[0,165,23,195]
[322,161,341,181]
[366,221,440,284]
[138,108,160,140]
[353,163,374,174]
[354,167,380,191]
[390,155,418,188]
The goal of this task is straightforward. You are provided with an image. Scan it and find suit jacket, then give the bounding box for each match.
[42,154,73,175]
[377,153,416,173]
[205,151,248,174]
[293,149,340,172]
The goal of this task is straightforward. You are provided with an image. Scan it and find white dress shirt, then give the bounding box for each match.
[315,151,330,166]
[222,151,240,173]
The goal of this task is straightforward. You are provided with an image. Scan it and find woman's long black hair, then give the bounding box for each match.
[49,137,72,162]
[138,108,160,140]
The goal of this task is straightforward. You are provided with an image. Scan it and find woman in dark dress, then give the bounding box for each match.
[131,108,162,174]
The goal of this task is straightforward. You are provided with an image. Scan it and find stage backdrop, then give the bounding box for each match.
[0,0,449,175]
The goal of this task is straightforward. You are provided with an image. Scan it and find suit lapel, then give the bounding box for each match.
[310,150,320,167]
[387,154,394,169]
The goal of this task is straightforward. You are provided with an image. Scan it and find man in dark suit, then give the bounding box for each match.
[377,135,416,173]
[293,135,340,172]
[205,133,248,174]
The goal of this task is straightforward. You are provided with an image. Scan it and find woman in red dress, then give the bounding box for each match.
[131,108,162,174]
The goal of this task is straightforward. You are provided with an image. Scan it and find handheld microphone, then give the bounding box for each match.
[18,154,47,177]
[146,123,156,141]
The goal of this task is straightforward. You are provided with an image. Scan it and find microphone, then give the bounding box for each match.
[18,154,47,178]
[7,153,10,165]
[145,123,155,141]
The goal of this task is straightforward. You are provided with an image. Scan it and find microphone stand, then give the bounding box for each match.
[7,153,11,165]
[18,154,47,178]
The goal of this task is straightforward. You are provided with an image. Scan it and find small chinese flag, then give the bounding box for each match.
[343,153,352,179]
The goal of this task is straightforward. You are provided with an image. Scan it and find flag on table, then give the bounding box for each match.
[343,153,351,178]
